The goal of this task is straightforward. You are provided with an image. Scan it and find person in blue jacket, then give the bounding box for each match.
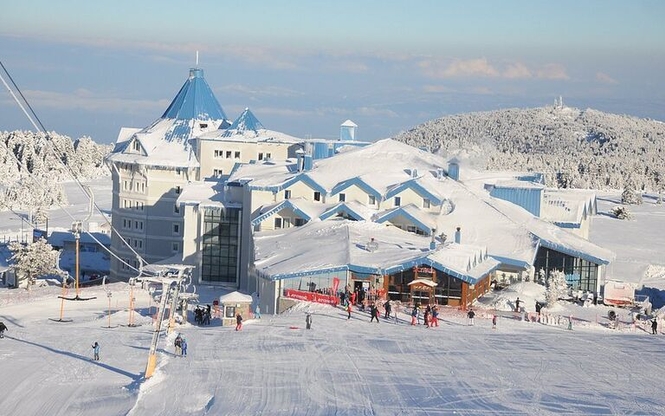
[92,341,100,361]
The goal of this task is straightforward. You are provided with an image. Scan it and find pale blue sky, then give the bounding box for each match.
[1,0,664,142]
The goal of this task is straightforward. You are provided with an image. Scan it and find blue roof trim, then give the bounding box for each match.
[490,255,533,270]
[162,68,227,121]
[330,177,382,199]
[251,200,313,227]
[385,180,443,205]
[281,173,327,195]
[553,222,581,229]
[538,240,609,265]
[375,207,432,235]
[265,265,349,281]
[319,203,365,221]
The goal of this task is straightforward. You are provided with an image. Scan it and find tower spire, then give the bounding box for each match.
[195,50,199,67]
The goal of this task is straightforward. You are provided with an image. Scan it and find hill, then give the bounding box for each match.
[394,105,665,192]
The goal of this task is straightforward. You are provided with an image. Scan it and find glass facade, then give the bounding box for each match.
[534,247,599,292]
[201,208,241,284]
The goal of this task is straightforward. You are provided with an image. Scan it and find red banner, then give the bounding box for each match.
[284,289,338,306]
[332,277,340,294]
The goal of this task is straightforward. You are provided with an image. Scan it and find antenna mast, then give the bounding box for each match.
[196,50,199,67]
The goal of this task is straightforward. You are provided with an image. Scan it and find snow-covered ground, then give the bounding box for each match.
[1,180,665,415]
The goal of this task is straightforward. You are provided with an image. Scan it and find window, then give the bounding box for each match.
[234,151,241,159]
[200,123,208,129]
[214,150,223,158]
[266,152,272,160]
[213,169,223,177]
[135,220,143,230]
[172,242,180,252]
[314,191,321,201]
[283,217,291,228]
[368,195,376,205]
[284,190,291,200]
[122,219,129,229]
[175,186,182,195]
[339,193,346,202]
[132,140,140,151]
[394,197,401,207]
[123,181,128,191]
[173,223,180,235]
[258,152,264,161]
[226,151,232,159]
[175,168,182,176]
[174,204,180,214]
[141,183,145,193]
[294,218,305,226]
[423,198,431,209]
[274,217,282,229]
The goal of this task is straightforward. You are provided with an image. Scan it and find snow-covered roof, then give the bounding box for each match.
[48,231,111,248]
[107,68,229,168]
[541,189,596,225]
[177,180,242,210]
[198,108,302,145]
[219,290,253,304]
[253,219,499,284]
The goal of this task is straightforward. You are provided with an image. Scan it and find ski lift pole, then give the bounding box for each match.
[144,279,172,378]
[167,280,182,334]
[128,278,136,327]
[58,275,67,321]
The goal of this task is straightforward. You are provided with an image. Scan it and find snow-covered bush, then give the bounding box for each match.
[611,205,632,220]
[546,269,568,307]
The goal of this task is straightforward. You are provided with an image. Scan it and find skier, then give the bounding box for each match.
[255,304,262,319]
[515,297,521,312]
[370,304,380,323]
[92,341,100,361]
[411,306,418,326]
[652,318,658,335]
[492,314,497,329]
[346,303,352,320]
[423,307,430,328]
[181,337,188,356]
[235,313,243,331]
[306,313,312,329]
[0,321,7,338]
[384,300,392,319]
[430,306,439,327]
[467,309,475,326]
[174,334,183,355]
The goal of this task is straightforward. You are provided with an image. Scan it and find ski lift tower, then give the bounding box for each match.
[142,264,194,378]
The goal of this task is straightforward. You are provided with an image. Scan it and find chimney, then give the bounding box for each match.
[429,229,436,250]
[295,148,305,172]
[454,227,461,244]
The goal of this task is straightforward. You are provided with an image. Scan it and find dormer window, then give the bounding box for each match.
[199,123,208,129]
[394,196,401,207]
[284,190,291,200]
[368,195,376,205]
[423,198,431,209]
[339,193,346,202]
[132,140,141,152]
[314,191,321,202]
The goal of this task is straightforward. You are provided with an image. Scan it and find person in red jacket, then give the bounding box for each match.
[235,313,243,331]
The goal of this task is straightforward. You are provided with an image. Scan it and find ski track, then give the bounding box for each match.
[2,286,665,415]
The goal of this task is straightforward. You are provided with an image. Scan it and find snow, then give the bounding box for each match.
[2,179,665,415]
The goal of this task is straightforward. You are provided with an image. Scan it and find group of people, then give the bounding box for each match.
[0,321,7,338]
[410,304,440,327]
[194,305,212,325]
[174,333,188,356]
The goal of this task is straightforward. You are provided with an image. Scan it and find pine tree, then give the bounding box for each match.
[8,238,61,290]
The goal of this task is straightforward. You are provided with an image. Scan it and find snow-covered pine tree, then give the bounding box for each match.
[546,269,568,307]
[8,238,61,290]
[621,184,643,205]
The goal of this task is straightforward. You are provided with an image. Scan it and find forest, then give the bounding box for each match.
[394,104,665,192]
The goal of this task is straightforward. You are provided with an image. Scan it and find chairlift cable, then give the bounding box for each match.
[0,60,145,273]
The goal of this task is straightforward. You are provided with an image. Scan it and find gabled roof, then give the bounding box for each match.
[177,180,242,210]
[374,204,434,235]
[385,179,444,205]
[330,177,382,199]
[251,198,316,227]
[319,201,370,221]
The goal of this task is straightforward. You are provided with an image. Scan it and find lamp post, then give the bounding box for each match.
[106,291,112,328]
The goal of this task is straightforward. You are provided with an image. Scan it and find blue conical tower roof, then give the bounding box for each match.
[222,108,264,136]
[161,68,227,120]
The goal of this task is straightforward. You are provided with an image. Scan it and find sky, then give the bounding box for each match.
[1,0,664,144]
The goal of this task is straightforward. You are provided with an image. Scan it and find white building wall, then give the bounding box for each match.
[333,184,371,204]
[198,140,299,180]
